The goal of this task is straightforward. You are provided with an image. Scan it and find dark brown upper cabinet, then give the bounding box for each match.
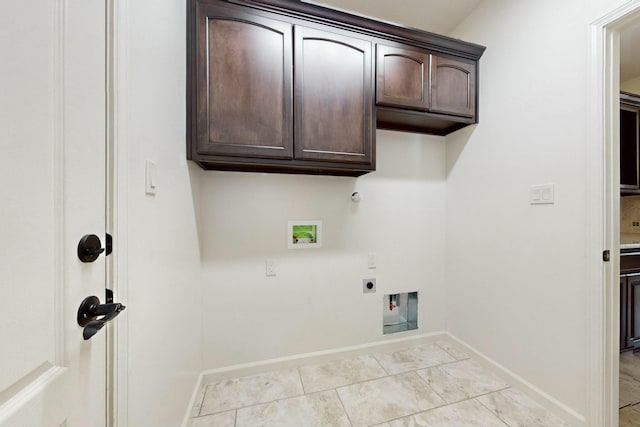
[294,25,373,166]
[191,2,293,160]
[431,55,476,118]
[377,44,430,111]
[187,0,485,176]
[375,43,480,135]
[621,92,640,194]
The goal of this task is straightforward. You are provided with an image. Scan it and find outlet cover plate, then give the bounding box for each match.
[363,278,376,293]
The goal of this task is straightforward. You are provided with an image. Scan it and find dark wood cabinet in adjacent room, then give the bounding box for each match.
[621,92,640,193]
[622,276,629,351]
[621,273,640,351]
[620,251,640,352]
[294,25,373,166]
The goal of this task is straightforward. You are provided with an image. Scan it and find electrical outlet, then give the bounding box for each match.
[363,278,376,293]
[266,259,276,277]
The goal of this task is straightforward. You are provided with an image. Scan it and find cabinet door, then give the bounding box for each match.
[622,276,629,351]
[627,274,640,348]
[376,44,429,110]
[194,3,293,159]
[431,55,476,118]
[621,103,640,190]
[294,25,374,165]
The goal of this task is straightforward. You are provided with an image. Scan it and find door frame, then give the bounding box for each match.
[106,0,130,425]
[588,1,640,426]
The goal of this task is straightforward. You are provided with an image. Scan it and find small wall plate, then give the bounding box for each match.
[363,278,376,293]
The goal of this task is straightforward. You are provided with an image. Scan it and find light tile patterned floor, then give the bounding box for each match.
[190,339,570,427]
[621,351,640,427]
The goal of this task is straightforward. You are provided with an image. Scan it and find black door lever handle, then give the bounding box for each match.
[77,296,126,340]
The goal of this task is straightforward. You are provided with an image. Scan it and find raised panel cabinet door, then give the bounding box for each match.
[622,276,629,351]
[376,44,429,110]
[194,2,293,159]
[621,103,640,190]
[294,25,374,165]
[628,275,640,348]
[430,55,476,118]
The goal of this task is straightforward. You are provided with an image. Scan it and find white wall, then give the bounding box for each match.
[122,0,203,425]
[199,131,447,368]
[445,0,625,418]
[622,75,640,94]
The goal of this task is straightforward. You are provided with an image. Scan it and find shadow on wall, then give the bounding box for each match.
[188,161,206,257]
[444,123,477,178]
[375,130,446,181]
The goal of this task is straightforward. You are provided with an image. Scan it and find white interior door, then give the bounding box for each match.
[0,0,110,425]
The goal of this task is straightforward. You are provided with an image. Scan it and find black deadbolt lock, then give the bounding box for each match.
[77,234,105,263]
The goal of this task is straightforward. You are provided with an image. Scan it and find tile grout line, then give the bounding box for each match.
[196,384,207,417]
[374,386,514,426]
[371,354,391,377]
[333,388,355,427]
[433,341,467,362]
[296,367,307,395]
[233,409,237,427]
[473,390,512,427]
[197,391,307,418]
[412,366,449,405]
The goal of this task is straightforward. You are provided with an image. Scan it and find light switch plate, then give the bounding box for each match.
[266,259,276,277]
[530,183,554,204]
[145,160,157,195]
[367,253,376,269]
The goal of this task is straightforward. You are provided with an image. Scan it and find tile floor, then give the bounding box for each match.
[190,339,570,427]
[620,351,640,427]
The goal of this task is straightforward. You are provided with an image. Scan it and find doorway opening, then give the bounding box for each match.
[590,2,640,426]
[617,15,640,426]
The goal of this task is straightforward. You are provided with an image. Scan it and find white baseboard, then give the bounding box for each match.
[181,371,205,427]
[182,331,585,426]
[200,331,449,383]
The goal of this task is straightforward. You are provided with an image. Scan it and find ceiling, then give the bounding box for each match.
[307,0,482,35]
[621,25,640,83]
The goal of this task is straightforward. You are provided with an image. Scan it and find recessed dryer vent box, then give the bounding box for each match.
[383,292,418,334]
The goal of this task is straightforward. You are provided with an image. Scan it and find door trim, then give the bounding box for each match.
[588,2,640,426]
[53,0,65,370]
[106,0,129,425]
